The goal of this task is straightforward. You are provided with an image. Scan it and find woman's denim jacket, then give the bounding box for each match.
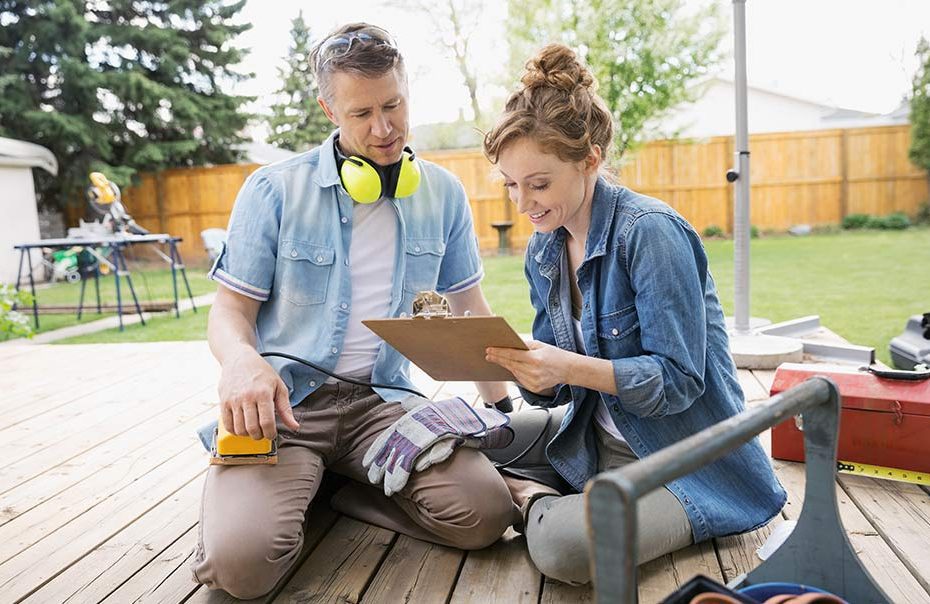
[521,177,786,542]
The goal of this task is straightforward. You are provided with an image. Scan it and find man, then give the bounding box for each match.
[191,23,515,599]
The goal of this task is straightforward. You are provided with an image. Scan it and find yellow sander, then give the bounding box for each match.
[210,420,278,465]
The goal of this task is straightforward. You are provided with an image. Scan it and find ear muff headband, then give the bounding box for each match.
[335,138,421,204]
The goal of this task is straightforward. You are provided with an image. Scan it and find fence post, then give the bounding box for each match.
[155,171,167,234]
[839,129,849,221]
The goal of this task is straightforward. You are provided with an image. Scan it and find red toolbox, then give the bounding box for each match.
[770,363,930,473]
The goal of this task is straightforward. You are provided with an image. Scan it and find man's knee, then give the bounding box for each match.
[411,450,515,549]
[453,472,514,549]
[194,526,301,599]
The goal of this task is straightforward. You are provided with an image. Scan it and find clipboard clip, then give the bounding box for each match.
[412,291,452,319]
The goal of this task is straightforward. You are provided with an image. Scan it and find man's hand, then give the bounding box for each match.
[218,349,299,440]
[486,340,578,395]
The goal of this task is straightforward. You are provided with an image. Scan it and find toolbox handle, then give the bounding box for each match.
[861,364,930,381]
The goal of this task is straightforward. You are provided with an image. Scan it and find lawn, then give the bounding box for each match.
[48,228,929,366]
[7,265,216,340]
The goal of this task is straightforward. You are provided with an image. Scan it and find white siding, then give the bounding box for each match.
[0,166,42,284]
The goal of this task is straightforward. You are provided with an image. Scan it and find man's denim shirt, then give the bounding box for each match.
[522,177,786,542]
[197,131,483,449]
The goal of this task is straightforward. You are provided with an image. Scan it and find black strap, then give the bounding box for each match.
[861,364,930,381]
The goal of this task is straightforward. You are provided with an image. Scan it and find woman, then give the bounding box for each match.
[483,44,785,585]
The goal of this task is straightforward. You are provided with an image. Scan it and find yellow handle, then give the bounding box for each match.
[89,172,116,204]
[215,420,273,456]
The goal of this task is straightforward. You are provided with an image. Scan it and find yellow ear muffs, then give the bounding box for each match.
[393,150,421,198]
[334,136,422,203]
[339,157,383,204]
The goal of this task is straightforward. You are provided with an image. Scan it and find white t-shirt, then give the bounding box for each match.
[331,199,397,379]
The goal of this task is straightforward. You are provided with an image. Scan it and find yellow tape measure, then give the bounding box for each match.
[836,460,930,486]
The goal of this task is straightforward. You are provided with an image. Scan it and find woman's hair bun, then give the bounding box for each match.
[521,44,595,94]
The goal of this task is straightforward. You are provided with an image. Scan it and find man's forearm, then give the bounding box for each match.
[207,299,259,366]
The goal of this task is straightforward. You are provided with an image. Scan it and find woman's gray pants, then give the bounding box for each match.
[485,406,693,585]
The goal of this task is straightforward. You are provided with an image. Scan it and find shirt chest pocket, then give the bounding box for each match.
[278,240,335,306]
[403,238,446,294]
[596,306,640,355]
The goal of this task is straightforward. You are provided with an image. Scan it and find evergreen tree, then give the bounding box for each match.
[909,37,930,178]
[266,12,332,152]
[0,0,254,210]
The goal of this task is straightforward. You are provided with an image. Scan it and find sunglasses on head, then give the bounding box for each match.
[316,29,397,70]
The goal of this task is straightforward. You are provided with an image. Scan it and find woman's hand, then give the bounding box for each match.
[486,340,578,394]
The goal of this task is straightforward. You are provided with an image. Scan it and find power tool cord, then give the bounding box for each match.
[259,351,425,398]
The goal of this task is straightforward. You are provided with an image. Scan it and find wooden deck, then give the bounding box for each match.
[1,340,929,603]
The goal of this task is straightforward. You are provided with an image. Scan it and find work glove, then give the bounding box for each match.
[363,396,514,497]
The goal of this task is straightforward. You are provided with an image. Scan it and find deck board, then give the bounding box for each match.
[23,479,202,603]
[1,341,928,603]
[272,518,395,603]
[360,535,463,603]
[448,529,541,604]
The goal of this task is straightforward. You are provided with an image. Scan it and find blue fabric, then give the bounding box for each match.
[519,177,786,542]
[197,130,483,450]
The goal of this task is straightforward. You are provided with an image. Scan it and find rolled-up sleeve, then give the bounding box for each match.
[436,180,484,294]
[612,212,708,418]
[208,171,283,301]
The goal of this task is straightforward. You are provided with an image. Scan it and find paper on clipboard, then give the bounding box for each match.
[362,315,528,381]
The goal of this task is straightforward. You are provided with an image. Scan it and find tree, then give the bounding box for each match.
[909,36,930,179]
[390,0,488,124]
[265,12,332,152]
[0,0,253,211]
[506,0,726,159]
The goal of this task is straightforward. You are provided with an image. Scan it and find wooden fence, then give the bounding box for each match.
[83,124,927,262]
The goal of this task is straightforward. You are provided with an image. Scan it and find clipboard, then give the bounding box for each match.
[362,315,528,381]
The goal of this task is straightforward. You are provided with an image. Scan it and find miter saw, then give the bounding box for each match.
[84,172,149,236]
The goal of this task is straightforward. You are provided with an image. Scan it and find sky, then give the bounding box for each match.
[231,0,930,138]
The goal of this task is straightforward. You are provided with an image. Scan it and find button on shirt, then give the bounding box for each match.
[198,131,484,449]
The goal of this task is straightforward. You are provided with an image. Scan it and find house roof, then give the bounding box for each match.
[707,76,876,117]
[0,137,58,175]
[238,140,299,164]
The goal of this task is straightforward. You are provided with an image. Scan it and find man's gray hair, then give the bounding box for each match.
[310,23,405,103]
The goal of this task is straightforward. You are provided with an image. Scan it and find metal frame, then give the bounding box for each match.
[756,316,876,365]
[585,377,889,603]
[13,234,196,330]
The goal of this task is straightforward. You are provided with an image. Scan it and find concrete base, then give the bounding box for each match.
[729,333,804,370]
[725,316,772,331]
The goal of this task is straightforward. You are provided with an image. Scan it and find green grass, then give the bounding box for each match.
[703,228,930,366]
[44,229,930,366]
[56,303,212,344]
[482,253,533,332]
[6,265,216,341]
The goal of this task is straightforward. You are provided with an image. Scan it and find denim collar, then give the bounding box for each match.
[312,129,343,189]
[533,176,618,273]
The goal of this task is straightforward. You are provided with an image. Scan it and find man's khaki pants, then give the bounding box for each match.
[191,383,516,599]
